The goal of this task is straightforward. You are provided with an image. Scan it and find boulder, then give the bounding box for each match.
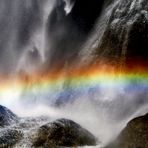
[0,129,23,147]
[106,113,148,148]
[32,118,97,147]
[0,105,18,127]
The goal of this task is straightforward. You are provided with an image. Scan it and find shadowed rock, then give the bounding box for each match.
[32,118,97,147]
[0,105,18,127]
[94,0,148,68]
[0,129,23,147]
[106,113,148,148]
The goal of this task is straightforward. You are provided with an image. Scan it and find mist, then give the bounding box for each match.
[1,77,148,145]
[0,0,147,147]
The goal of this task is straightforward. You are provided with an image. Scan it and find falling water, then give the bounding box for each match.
[0,0,147,147]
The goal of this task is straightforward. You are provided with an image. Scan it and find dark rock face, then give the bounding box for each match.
[0,129,23,147]
[69,0,104,33]
[45,0,105,70]
[32,118,97,147]
[0,105,18,127]
[106,113,148,148]
[95,0,148,67]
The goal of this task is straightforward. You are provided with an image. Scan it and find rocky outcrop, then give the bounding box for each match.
[0,105,97,147]
[0,129,23,147]
[32,118,97,147]
[0,105,18,127]
[94,0,148,68]
[106,113,148,148]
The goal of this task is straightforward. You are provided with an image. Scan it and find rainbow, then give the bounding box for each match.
[0,63,147,105]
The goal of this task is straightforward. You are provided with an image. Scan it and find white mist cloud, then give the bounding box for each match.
[6,82,148,146]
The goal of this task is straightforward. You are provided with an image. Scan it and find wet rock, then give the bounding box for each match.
[32,118,97,147]
[0,105,18,127]
[94,0,148,67]
[0,129,23,148]
[106,113,148,148]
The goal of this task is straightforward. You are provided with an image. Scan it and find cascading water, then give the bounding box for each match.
[0,0,147,147]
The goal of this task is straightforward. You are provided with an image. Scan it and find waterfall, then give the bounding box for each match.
[0,0,147,147]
